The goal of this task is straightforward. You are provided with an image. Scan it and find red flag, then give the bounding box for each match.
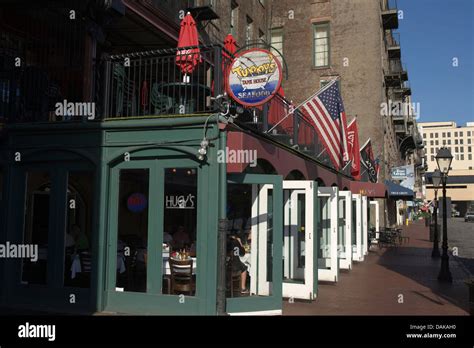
[299,80,349,169]
[176,13,201,74]
[347,117,361,180]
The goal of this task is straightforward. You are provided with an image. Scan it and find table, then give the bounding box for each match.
[155,82,211,114]
[162,256,197,275]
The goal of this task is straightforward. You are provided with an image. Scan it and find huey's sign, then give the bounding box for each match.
[227,48,282,107]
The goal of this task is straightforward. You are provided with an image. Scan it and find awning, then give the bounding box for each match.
[384,180,414,200]
[350,181,387,198]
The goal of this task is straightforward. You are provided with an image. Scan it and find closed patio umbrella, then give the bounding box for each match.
[176,12,202,81]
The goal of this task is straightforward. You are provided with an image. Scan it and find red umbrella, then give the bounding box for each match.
[222,34,237,92]
[176,12,201,76]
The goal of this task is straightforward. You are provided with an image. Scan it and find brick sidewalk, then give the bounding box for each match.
[284,221,470,315]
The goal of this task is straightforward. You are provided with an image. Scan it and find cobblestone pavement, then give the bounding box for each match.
[445,217,474,276]
[283,220,470,315]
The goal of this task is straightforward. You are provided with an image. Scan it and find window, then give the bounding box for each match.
[116,169,150,293]
[259,0,266,7]
[460,147,464,153]
[430,148,434,154]
[270,27,283,64]
[423,133,426,138]
[313,22,330,67]
[447,132,451,137]
[436,133,439,138]
[442,132,446,137]
[430,133,433,139]
[469,154,472,161]
[469,139,472,144]
[431,155,435,161]
[455,139,458,145]
[230,1,238,36]
[468,131,471,136]
[259,29,265,42]
[435,140,439,145]
[455,147,459,153]
[443,140,446,145]
[430,140,434,146]
[448,139,451,145]
[461,154,464,160]
[469,146,472,153]
[163,168,198,296]
[246,16,253,44]
[455,132,458,137]
[460,139,464,145]
[460,131,463,137]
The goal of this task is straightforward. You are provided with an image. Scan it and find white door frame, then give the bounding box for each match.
[250,184,274,296]
[338,191,353,270]
[282,181,315,300]
[317,187,339,282]
[352,194,364,262]
[362,195,368,256]
[370,200,380,241]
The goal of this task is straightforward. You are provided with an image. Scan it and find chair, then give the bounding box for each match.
[226,253,242,298]
[169,258,194,295]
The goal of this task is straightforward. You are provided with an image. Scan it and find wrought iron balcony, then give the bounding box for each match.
[381,0,399,30]
[385,32,401,59]
[384,58,408,87]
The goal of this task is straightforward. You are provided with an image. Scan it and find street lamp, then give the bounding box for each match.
[435,147,453,283]
[431,169,442,258]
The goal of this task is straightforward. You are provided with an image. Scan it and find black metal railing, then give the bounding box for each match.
[102,45,224,118]
[386,32,400,49]
[382,0,398,11]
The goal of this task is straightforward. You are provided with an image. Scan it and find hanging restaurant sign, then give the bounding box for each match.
[226,48,283,107]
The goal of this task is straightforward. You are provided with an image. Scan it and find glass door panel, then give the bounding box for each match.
[282,181,315,300]
[317,187,339,282]
[338,191,352,270]
[352,194,363,262]
[226,174,283,315]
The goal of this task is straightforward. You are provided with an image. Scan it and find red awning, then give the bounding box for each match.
[350,181,386,198]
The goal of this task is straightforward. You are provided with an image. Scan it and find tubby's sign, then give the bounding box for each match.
[226,48,282,107]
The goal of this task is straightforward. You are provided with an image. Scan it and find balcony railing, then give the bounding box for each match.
[381,0,398,30]
[2,41,345,172]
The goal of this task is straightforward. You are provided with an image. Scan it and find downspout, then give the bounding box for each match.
[216,127,227,315]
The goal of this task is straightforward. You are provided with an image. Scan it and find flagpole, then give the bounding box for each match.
[266,77,340,134]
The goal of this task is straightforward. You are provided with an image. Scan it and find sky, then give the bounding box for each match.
[397,0,474,126]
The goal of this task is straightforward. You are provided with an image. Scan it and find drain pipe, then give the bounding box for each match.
[216,127,228,315]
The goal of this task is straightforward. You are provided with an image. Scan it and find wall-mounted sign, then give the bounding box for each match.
[166,194,195,210]
[391,167,407,180]
[127,193,148,213]
[227,48,283,107]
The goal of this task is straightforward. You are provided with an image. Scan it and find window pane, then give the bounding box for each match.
[227,184,273,297]
[21,171,51,285]
[116,169,149,293]
[314,23,329,67]
[64,172,94,288]
[163,168,198,296]
[318,196,331,268]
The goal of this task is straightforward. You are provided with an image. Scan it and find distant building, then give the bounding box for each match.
[419,121,474,215]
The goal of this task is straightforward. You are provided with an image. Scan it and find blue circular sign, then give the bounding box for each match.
[127,193,147,213]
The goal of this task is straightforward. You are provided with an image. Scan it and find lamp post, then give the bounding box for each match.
[431,169,442,258]
[435,147,453,283]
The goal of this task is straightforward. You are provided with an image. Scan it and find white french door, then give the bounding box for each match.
[338,191,353,270]
[362,195,368,256]
[370,201,380,240]
[282,181,315,300]
[249,184,277,297]
[352,194,364,262]
[317,187,339,282]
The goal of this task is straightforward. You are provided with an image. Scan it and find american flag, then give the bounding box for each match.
[300,80,349,169]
